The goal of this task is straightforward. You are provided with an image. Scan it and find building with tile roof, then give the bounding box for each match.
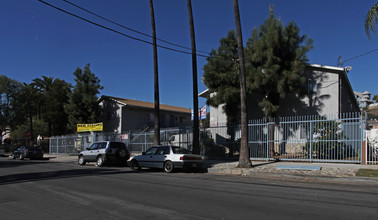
[99,96,191,133]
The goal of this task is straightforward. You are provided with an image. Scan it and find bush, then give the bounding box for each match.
[1,144,19,153]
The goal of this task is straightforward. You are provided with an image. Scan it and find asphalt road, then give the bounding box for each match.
[1,157,378,220]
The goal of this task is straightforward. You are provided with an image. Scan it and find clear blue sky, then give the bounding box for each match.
[1,0,377,110]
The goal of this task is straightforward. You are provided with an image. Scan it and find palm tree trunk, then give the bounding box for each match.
[29,113,34,146]
[232,0,252,168]
[187,0,200,154]
[149,0,160,145]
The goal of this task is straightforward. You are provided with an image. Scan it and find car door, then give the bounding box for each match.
[152,146,170,168]
[85,143,99,162]
[138,147,158,168]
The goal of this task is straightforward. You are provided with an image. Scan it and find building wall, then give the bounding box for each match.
[209,103,228,127]
[211,67,343,122]
[100,100,122,133]
[201,65,359,152]
[101,99,191,133]
[121,106,191,132]
[204,65,359,146]
[280,67,340,116]
[208,91,230,126]
[121,107,152,132]
[251,67,350,118]
[340,74,360,113]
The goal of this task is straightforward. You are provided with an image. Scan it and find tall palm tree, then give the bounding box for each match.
[365,3,378,39]
[33,76,55,136]
[149,0,160,145]
[232,0,252,168]
[20,83,40,145]
[33,76,55,91]
[33,76,54,119]
[187,0,200,154]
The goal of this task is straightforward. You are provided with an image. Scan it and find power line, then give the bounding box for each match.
[38,0,211,58]
[62,0,210,56]
[342,48,378,65]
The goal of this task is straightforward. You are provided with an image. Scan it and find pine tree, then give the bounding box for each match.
[65,64,103,132]
[245,6,312,157]
[202,30,240,125]
[245,6,313,118]
[202,6,313,159]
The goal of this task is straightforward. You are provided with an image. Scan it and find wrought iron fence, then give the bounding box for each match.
[49,113,365,164]
[248,113,363,163]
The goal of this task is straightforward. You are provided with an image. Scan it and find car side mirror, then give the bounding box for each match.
[168,136,175,142]
[142,152,146,155]
[86,147,90,150]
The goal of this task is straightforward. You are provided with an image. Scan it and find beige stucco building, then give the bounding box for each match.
[99,96,191,133]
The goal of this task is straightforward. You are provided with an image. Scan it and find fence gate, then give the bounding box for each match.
[248,113,363,163]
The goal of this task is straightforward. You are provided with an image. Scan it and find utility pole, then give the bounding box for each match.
[187,0,200,154]
[149,0,160,145]
[337,56,342,67]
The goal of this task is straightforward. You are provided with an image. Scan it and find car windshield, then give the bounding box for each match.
[144,147,158,155]
[88,143,98,150]
[171,147,191,154]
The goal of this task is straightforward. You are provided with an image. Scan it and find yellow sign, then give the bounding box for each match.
[77,122,103,132]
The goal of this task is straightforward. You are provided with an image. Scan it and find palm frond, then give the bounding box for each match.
[365,3,378,39]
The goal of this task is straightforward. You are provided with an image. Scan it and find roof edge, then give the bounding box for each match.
[100,95,191,114]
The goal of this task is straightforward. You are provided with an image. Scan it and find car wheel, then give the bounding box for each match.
[19,153,24,160]
[96,155,105,167]
[130,160,140,171]
[164,161,174,173]
[119,149,127,158]
[78,155,86,165]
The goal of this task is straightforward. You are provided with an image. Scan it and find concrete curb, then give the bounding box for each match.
[207,166,378,185]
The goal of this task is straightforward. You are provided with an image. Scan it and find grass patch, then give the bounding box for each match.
[356,169,378,178]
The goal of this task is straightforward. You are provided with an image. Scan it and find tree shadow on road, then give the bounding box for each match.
[0,167,134,186]
[0,157,50,168]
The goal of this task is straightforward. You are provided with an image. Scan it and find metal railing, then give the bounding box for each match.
[49,113,367,164]
[248,113,363,163]
[49,128,188,154]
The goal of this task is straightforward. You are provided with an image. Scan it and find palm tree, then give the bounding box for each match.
[187,0,200,154]
[149,0,161,145]
[33,76,54,119]
[20,83,40,144]
[232,0,252,168]
[365,3,378,39]
[33,76,55,136]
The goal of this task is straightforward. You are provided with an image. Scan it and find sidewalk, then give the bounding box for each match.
[44,154,78,163]
[205,160,378,185]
